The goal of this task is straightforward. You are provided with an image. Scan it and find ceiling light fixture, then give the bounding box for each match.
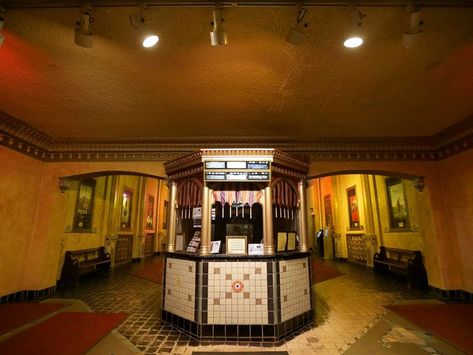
[0,21,4,48]
[286,5,309,45]
[130,5,159,48]
[210,4,227,46]
[74,5,94,48]
[403,4,424,48]
[0,8,6,47]
[344,7,366,48]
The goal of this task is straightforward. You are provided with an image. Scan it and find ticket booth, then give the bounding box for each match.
[162,149,313,342]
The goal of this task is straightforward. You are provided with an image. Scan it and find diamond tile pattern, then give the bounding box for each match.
[279,257,311,322]
[208,261,268,325]
[163,258,196,321]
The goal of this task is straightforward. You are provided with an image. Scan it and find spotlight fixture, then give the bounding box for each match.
[210,5,227,46]
[286,6,308,45]
[130,5,159,48]
[74,5,94,48]
[0,8,5,47]
[403,5,424,48]
[0,19,4,48]
[344,7,366,48]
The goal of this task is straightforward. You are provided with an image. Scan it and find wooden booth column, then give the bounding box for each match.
[166,180,178,253]
[200,185,211,256]
[298,179,309,252]
[264,185,275,255]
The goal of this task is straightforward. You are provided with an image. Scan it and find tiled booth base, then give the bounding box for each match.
[162,252,313,341]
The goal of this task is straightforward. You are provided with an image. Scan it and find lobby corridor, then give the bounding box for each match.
[54,256,462,354]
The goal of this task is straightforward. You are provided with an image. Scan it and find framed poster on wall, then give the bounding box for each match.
[73,179,96,232]
[162,200,169,230]
[145,195,154,230]
[347,186,360,229]
[386,178,410,229]
[324,194,332,226]
[121,188,133,230]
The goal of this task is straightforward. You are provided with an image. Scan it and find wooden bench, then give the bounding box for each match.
[373,246,428,289]
[60,247,111,286]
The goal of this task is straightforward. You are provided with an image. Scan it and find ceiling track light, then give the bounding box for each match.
[130,5,159,48]
[344,6,366,48]
[74,5,94,48]
[403,4,424,48]
[286,5,309,45]
[210,4,227,46]
[0,7,6,47]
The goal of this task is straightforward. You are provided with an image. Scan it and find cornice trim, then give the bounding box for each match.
[1,111,472,163]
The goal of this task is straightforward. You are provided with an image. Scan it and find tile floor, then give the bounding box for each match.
[55,256,461,354]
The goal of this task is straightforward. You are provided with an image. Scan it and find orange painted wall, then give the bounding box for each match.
[0,147,44,295]
[435,150,473,292]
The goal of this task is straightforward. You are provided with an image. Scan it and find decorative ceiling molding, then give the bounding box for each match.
[3,0,473,9]
[1,111,473,163]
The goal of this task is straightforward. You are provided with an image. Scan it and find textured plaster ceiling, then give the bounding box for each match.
[0,4,472,143]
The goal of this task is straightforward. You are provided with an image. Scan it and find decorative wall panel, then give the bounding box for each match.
[347,233,367,263]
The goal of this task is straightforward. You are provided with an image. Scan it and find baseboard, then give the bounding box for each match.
[0,285,57,304]
[429,286,473,301]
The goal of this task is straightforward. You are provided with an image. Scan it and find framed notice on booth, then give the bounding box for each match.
[277,232,287,252]
[175,233,185,251]
[226,236,247,255]
[287,232,296,251]
[248,243,264,255]
[210,240,221,254]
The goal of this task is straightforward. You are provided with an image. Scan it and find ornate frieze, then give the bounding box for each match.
[1,111,473,163]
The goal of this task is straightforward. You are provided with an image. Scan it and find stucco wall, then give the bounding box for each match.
[436,150,473,292]
[0,147,44,296]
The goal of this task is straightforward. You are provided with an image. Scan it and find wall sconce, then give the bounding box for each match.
[412,177,425,192]
[58,178,73,193]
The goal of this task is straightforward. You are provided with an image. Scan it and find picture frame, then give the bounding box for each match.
[73,178,96,232]
[145,195,154,230]
[386,178,410,230]
[347,186,360,229]
[162,200,169,230]
[175,233,185,251]
[287,232,297,251]
[248,243,264,255]
[211,240,221,254]
[120,188,133,230]
[277,232,287,252]
[226,236,247,255]
[324,194,332,226]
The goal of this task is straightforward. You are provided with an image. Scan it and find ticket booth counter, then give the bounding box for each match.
[162,149,313,342]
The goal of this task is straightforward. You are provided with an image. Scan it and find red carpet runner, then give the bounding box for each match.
[386,304,473,354]
[0,302,69,335]
[311,258,344,284]
[0,312,128,355]
[131,257,164,284]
